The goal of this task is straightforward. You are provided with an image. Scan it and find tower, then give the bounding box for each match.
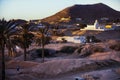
[94,20,99,29]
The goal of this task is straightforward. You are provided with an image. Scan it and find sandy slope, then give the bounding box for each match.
[6,58,120,80]
[5,40,120,80]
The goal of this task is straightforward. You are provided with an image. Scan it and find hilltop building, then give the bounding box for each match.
[81,20,119,31]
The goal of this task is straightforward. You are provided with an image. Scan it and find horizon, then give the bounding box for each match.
[0,0,120,21]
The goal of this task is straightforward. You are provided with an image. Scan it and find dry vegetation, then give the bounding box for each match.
[109,40,120,51]
[74,44,105,57]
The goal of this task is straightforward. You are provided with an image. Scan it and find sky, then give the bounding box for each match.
[0,0,120,21]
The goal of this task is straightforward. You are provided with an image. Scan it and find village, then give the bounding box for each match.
[0,1,120,80]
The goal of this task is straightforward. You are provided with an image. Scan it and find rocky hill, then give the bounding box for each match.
[42,3,120,24]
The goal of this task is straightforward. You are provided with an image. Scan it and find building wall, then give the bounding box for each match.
[81,20,117,31]
[56,36,86,43]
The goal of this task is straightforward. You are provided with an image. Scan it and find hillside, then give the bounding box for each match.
[72,30,120,40]
[42,3,120,24]
[4,39,120,80]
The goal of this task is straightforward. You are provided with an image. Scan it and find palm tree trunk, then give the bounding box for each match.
[8,47,12,57]
[23,37,27,61]
[1,42,5,80]
[41,34,44,63]
[7,37,12,57]
[24,46,27,61]
[42,43,44,62]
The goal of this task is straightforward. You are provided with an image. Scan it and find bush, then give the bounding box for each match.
[61,38,67,43]
[60,46,77,54]
[80,49,91,57]
[78,45,104,57]
[91,46,104,53]
[109,42,120,51]
[36,49,50,57]
[77,47,83,53]
[86,36,101,43]
[29,48,56,59]
[74,44,85,54]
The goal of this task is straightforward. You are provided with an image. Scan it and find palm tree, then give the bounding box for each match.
[6,37,15,57]
[51,22,59,36]
[15,22,34,61]
[37,22,49,62]
[0,19,18,80]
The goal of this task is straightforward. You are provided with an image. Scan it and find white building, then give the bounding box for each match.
[81,20,117,31]
[56,36,86,43]
[73,36,86,43]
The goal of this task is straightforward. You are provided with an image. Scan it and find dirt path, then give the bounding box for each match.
[39,68,120,80]
[6,66,120,80]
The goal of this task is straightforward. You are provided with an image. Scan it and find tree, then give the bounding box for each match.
[0,19,18,80]
[50,22,59,36]
[14,22,34,61]
[76,23,87,29]
[6,36,16,57]
[50,23,65,36]
[37,22,49,62]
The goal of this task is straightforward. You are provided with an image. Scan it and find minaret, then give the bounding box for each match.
[94,20,99,29]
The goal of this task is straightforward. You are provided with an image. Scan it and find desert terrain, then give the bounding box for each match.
[3,33,120,80]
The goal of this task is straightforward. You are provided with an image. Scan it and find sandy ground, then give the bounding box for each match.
[2,40,120,80]
[6,58,120,80]
[38,69,120,80]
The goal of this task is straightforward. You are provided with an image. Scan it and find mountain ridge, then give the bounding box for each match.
[42,3,120,24]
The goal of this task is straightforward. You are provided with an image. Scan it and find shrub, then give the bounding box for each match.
[109,42,120,51]
[61,38,67,43]
[77,47,83,53]
[86,36,101,43]
[91,46,104,53]
[78,45,104,57]
[80,49,92,57]
[29,48,56,59]
[60,46,77,54]
[74,44,85,54]
[36,49,50,57]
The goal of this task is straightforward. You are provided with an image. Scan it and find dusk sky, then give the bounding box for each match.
[0,0,120,20]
